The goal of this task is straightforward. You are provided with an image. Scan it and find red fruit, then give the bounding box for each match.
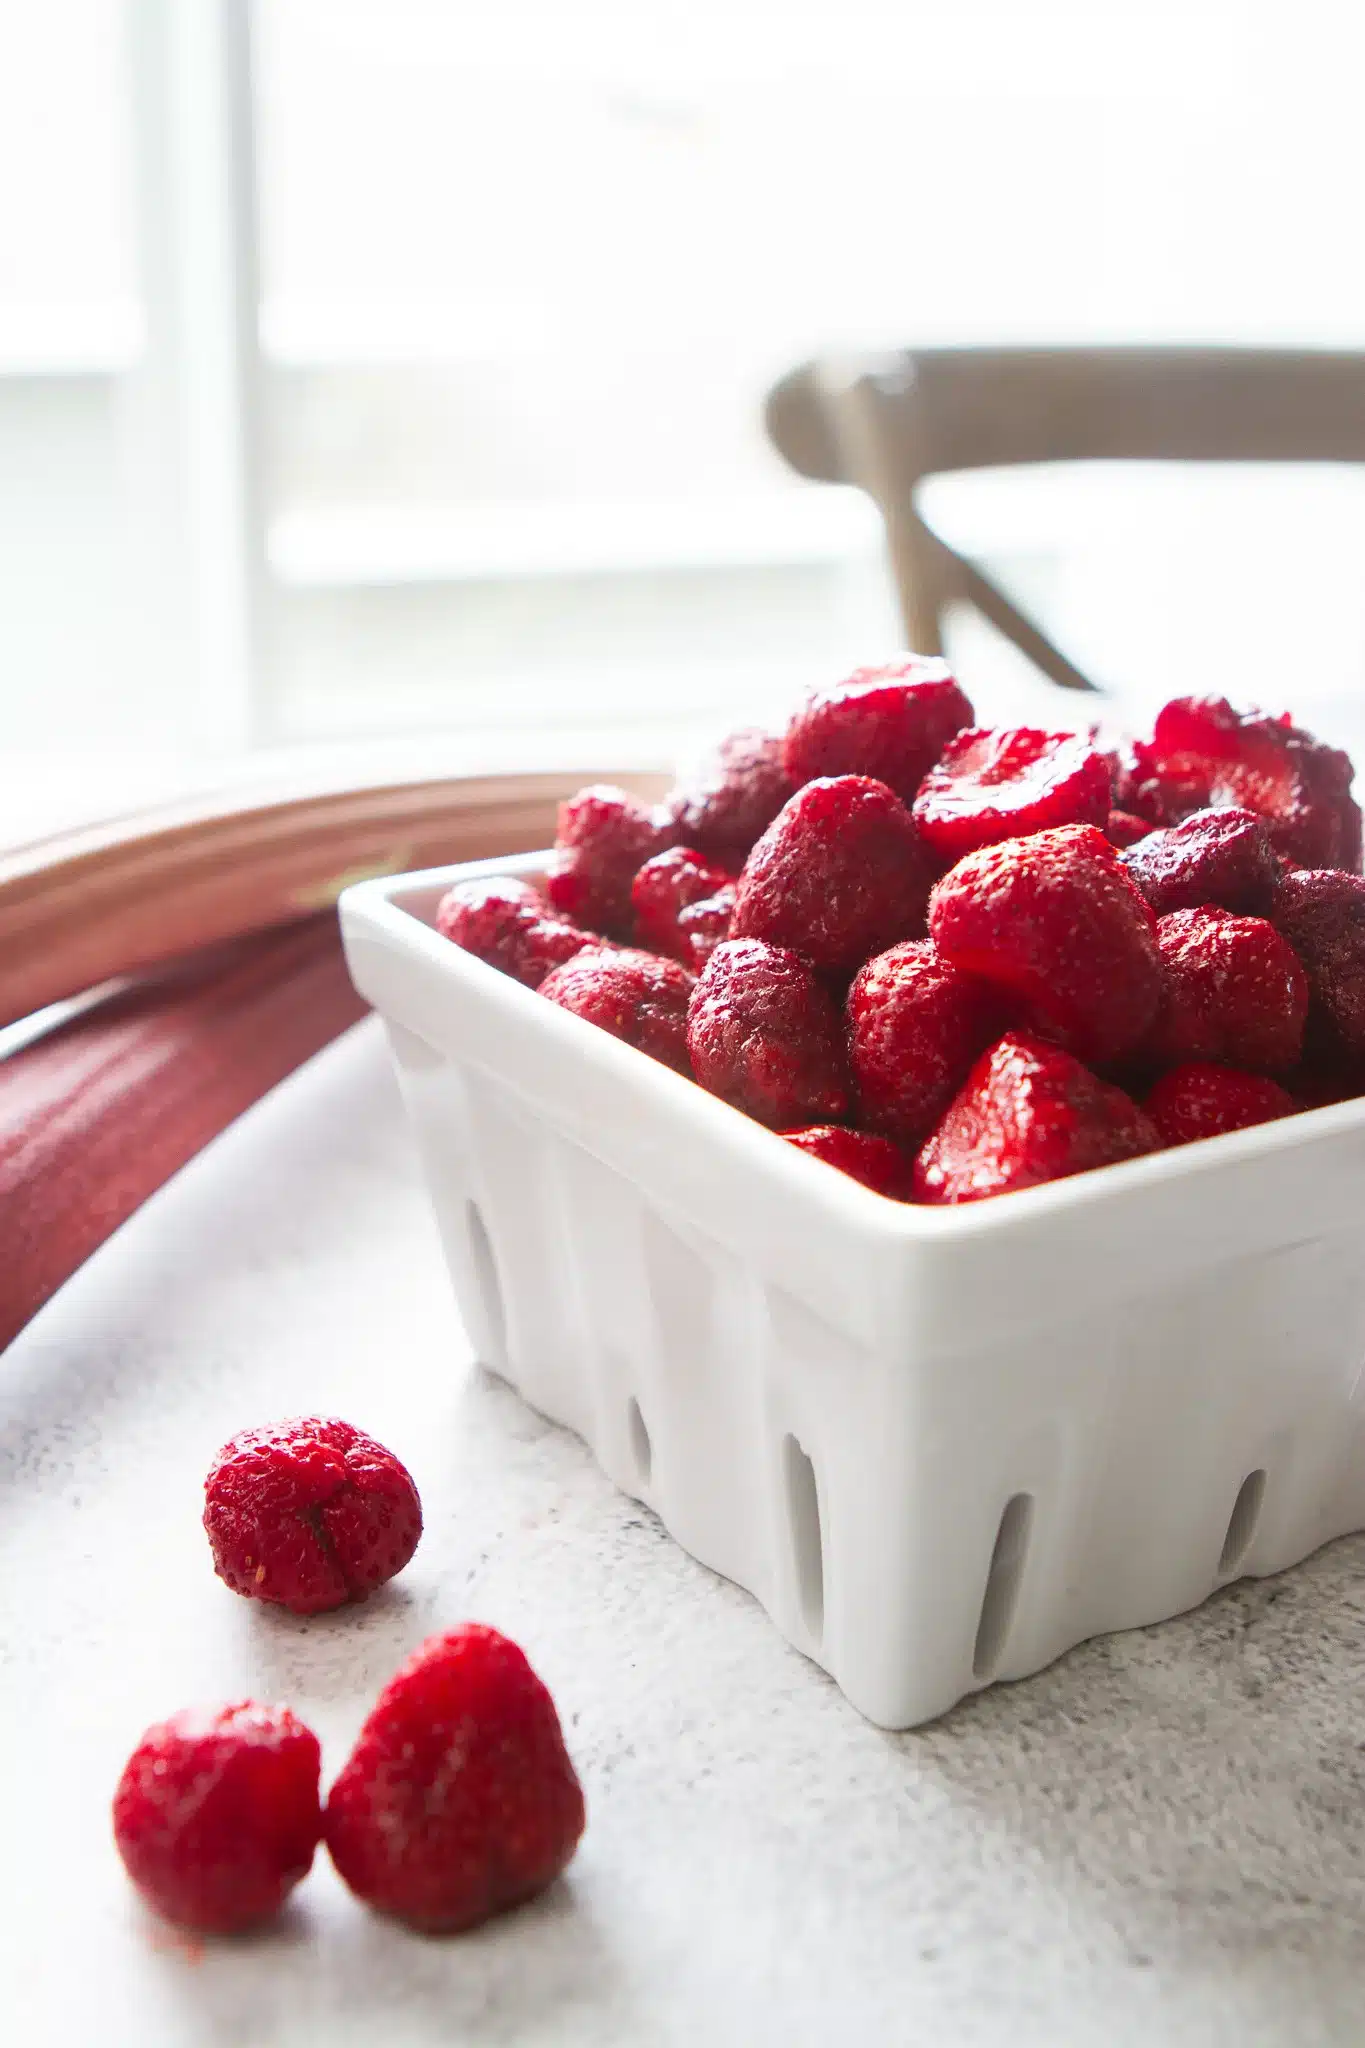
[325,1624,585,1934]
[204,1418,423,1617]
[912,726,1110,860]
[915,1032,1160,1204]
[436,876,589,988]
[1105,808,1152,849]
[732,775,934,978]
[847,939,1000,1145]
[782,657,973,803]
[928,824,1161,1066]
[687,938,850,1128]
[539,945,694,1072]
[1112,735,1201,826]
[1271,868,1365,1062]
[1121,805,1279,917]
[1144,1063,1295,1146]
[1141,697,1361,870]
[782,1125,912,1199]
[113,1702,321,1933]
[1288,1061,1365,1110]
[631,846,733,960]
[666,728,793,864]
[546,786,669,934]
[1143,908,1307,1073]
[674,886,736,970]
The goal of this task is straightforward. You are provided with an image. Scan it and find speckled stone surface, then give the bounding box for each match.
[4,1020,1364,2046]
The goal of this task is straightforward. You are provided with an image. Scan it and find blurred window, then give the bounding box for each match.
[3,0,1364,787]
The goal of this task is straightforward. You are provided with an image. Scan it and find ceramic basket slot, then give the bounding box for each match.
[1218,1467,1268,1577]
[972,1492,1035,1681]
[626,1398,654,1488]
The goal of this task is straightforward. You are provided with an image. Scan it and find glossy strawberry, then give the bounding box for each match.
[665,728,793,864]
[436,876,590,988]
[204,1418,423,1616]
[1138,697,1361,870]
[1288,1061,1365,1110]
[914,1032,1160,1204]
[782,657,973,803]
[732,775,934,978]
[1144,1063,1296,1146]
[687,938,850,1128]
[1121,806,1279,917]
[1143,908,1308,1073]
[631,846,733,961]
[325,1625,585,1934]
[1113,741,1178,827]
[928,823,1161,1066]
[1105,808,1152,849]
[673,886,736,970]
[912,726,1109,860]
[847,938,1000,1145]
[1271,868,1365,1064]
[782,1125,912,1199]
[113,1702,322,1933]
[546,785,669,934]
[539,946,694,1072]
[1111,737,1182,826]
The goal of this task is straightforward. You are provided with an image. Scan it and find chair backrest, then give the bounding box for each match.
[766,348,1365,693]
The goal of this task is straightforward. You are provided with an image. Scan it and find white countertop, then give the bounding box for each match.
[4,1020,1364,2046]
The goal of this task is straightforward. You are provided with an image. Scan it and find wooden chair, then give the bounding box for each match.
[766,348,1365,695]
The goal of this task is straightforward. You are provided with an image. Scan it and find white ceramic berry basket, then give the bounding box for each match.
[340,853,1365,1729]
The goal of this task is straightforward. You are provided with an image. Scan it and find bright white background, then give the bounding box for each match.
[3,0,1365,831]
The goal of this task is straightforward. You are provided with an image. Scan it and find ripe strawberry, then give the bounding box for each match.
[665,727,794,865]
[1120,806,1279,917]
[1144,1063,1295,1146]
[325,1625,585,1934]
[1112,733,1204,826]
[782,657,973,803]
[539,945,695,1072]
[1138,697,1361,869]
[847,938,1000,1146]
[732,775,934,979]
[673,887,736,970]
[1288,1061,1365,1109]
[914,1032,1160,1204]
[436,876,590,988]
[1272,868,1365,1064]
[112,1702,321,1933]
[928,823,1161,1066]
[782,1125,913,1198]
[546,785,670,935]
[687,938,851,1128]
[912,726,1110,860]
[631,845,734,961]
[1105,808,1153,849]
[1143,908,1308,1074]
[204,1417,423,1616]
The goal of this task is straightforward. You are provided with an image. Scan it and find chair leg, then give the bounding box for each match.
[934,537,1102,695]
[817,368,946,655]
[816,361,1102,691]
[883,506,948,656]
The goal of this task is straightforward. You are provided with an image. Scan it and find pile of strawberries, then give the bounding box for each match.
[112,1420,584,1939]
[437,659,1365,1204]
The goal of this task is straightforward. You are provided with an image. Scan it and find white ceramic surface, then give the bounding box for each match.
[341,856,1365,1729]
[5,1022,1365,2046]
